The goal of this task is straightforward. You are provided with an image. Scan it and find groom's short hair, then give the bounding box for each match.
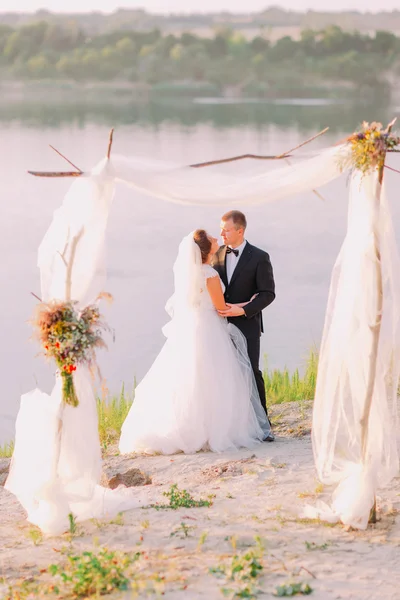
[221,210,247,230]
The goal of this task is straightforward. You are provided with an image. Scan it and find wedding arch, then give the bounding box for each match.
[5,120,400,534]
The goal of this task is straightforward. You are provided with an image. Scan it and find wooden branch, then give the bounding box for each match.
[359,117,396,525]
[190,153,293,168]
[28,170,84,178]
[385,117,397,131]
[107,128,114,160]
[282,155,327,202]
[276,126,329,158]
[28,127,329,176]
[65,228,84,302]
[57,250,68,267]
[191,127,329,168]
[49,145,82,173]
[30,291,42,302]
[385,165,400,175]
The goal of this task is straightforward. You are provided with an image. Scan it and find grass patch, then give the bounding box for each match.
[305,541,329,551]
[148,483,213,510]
[263,348,318,404]
[209,538,265,599]
[4,547,140,599]
[0,441,14,458]
[274,582,313,596]
[97,384,133,449]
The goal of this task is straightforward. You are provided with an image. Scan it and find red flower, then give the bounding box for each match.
[55,342,60,349]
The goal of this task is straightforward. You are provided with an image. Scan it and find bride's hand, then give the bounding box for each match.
[218,303,245,317]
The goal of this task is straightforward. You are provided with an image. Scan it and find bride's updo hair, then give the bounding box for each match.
[193,229,212,264]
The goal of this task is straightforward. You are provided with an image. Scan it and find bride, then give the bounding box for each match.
[119,230,271,455]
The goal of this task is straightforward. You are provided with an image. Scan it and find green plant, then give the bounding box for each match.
[170,522,196,538]
[68,513,77,535]
[263,348,318,404]
[97,384,133,447]
[48,548,139,597]
[274,582,313,596]
[109,512,124,526]
[305,541,329,551]
[0,441,14,458]
[149,484,213,510]
[210,543,265,599]
[26,527,42,546]
[198,531,208,550]
[3,548,141,599]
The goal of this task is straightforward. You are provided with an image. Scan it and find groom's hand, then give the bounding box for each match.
[218,303,245,317]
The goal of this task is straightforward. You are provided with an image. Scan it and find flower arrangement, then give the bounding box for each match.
[345,121,400,175]
[32,299,109,406]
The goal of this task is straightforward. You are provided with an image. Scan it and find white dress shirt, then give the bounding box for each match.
[226,240,247,284]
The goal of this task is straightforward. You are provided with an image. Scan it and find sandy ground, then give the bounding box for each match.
[0,402,399,599]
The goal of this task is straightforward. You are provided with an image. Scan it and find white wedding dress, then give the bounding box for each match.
[119,233,270,455]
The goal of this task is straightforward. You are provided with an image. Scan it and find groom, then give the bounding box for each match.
[212,210,276,441]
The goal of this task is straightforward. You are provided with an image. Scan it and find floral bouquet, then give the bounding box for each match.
[32,298,109,406]
[344,121,400,175]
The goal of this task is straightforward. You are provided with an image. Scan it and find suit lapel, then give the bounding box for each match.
[228,243,253,289]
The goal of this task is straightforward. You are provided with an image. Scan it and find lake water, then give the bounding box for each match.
[0,96,399,443]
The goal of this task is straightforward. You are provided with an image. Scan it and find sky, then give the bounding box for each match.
[1,1,400,14]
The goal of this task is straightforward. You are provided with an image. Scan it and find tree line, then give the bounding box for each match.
[0,22,399,98]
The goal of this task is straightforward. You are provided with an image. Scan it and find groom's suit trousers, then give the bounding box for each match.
[245,335,268,418]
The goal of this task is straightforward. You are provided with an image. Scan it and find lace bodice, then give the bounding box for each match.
[200,264,225,310]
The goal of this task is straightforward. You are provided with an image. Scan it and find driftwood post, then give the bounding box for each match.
[359,118,397,524]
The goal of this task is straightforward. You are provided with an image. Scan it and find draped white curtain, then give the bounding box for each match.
[308,171,400,529]
[6,161,148,535]
[107,145,347,206]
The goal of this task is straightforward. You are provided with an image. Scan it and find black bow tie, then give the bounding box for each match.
[226,247,239,257]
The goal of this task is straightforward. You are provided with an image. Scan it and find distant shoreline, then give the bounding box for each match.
[0,79,394,103]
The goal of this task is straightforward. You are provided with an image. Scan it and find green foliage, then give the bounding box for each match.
[97,384,133,449]
[210,541,265,599]
[0,20,398,97]
[169,521,196,538]
[149,483,213,510]
[274,582,313,596]
[26,527,43,546]
[304,541,329,551]
[4,547,140,599]
[49,548,136,597]
[0,440,14,458]
[263,348,318,404]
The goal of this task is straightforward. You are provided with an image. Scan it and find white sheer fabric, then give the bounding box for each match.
[6,160,151,535]
[38,158,114,306]
[107,145,348,207]
[119,240,269,455]
[309,171,400,529]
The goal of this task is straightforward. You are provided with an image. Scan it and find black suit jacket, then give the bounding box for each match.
[212,242,275,339]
